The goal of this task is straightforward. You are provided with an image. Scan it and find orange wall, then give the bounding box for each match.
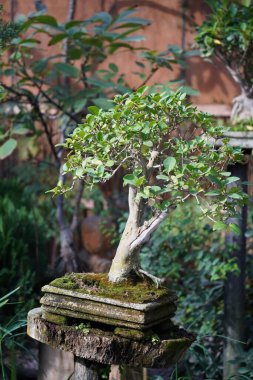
[2,0,240,106]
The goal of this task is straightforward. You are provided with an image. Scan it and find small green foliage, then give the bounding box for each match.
[75,322,91,335]
[0,5,19,52]
[53,87,246,231]
[151,334,160,343]
[196,0,253,96]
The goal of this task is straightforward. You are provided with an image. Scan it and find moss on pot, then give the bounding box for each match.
[49,273,173,304]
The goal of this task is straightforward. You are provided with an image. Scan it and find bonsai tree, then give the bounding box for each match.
[195,0,253,122]
[51,87,246,284]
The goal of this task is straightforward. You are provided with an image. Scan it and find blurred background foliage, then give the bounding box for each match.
[141,203,253,379]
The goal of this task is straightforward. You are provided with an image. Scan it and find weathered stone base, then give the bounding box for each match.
[40,281,177,330]
[28,308,194,368]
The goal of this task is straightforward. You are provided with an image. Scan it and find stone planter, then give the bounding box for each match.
[30,273,195,372]
[40,273,177,331]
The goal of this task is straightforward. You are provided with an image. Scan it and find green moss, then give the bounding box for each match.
[49,273,172,303]
[114,327,150,340]
[43,311,68,325]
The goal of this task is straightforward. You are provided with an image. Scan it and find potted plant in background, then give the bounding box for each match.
[196,3,252,377]
[195,0,253,148]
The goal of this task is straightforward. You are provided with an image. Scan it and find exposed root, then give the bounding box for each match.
[138,269,164,288]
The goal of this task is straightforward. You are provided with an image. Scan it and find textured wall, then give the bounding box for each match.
[2,0,239,106]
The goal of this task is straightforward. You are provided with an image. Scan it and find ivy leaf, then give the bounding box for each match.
[163,156,176,173]
[0,139,17,160]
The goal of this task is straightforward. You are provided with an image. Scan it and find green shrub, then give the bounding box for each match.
[0,178,48,319]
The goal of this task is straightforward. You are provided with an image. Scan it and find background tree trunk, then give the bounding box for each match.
[223,161,248,380]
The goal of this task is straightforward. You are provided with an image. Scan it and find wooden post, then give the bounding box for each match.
[74,357,99,380]
[223,161,248,380]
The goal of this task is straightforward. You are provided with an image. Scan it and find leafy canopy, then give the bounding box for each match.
[52,87,246,231]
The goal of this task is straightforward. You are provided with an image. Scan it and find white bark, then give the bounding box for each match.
[129,211,168,252]
[108,186,170,283]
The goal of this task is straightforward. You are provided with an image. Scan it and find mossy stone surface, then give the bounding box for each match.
[43,311,68,325]
[28,307,195,368]
[49,273,173,304]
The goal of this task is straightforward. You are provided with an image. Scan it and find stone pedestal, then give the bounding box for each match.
[29,273,195,378]
[28,308,194,378]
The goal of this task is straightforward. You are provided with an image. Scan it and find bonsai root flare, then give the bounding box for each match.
[138,269,164,288]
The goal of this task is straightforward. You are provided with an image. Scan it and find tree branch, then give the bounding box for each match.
[0,81,59,164]
[133,66,158,91]
[129,211,169,252]
[71,179,84,232]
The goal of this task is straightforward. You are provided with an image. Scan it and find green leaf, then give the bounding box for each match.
[143,140,153,147]
[226,176,240,184]
[229,223,241,235]
[32,58,48,73]
[205,191,220,196]
[229,193,243,200]
[0,139,17,160]
[48,34,67,46]
[241,0,251,7]
[89,12,112,26]
[32,15,58,27]
[123,174,135,186]
[213,221,226,231]
[88,106,100,116]
[220,171,231,177]
[68,48,83,60]
[109,63,118,73]
[135,176,145,186]
[54,62,80,78]
[136,85,148,95]
[150,185,162,194]
[163,156,176,173]
[93,98,113,110]
[156,174,169,181]
[12,127,29,135]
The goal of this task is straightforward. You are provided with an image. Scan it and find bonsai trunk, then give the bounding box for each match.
[108,217,141,282]
[108,186,143,282]
[108,186,169,283]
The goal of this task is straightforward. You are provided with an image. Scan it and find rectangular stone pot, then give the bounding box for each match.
[41,284,177,330]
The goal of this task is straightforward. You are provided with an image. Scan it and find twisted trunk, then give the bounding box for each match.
[108,186,169,283]
[108,218,141,282]
[108,186,142,282]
